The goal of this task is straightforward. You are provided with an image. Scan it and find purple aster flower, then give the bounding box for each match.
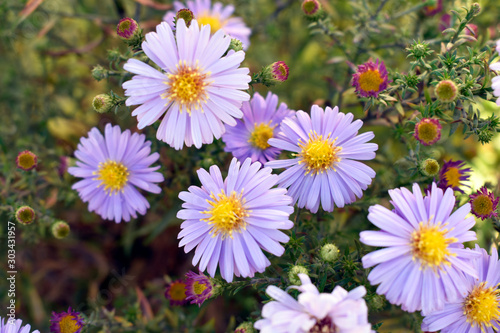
[123,19,250,150]
[470,186,499,220]
[185,271,214,306]
[422,245,500,333]
[438,159,471,193]
[414,118,442,146]
[164,280,188,306]
[177,157,294,282]
[163,0,251,49]
[254,274,373,333]
[352,59,389,98]
[50,308,84,333]
[360,182,480,315]
[266,105,377,213]
[68,124,164,223]
[0,318,39,333]
[423,0,443,16]
[222,92,295,164]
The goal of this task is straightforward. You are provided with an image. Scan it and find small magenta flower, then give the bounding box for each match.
[352,59,389,98]
[15,206,36,225]
[423,0,442,16]
[185,271,214,306]
[435,79,458,102]
[16,150,38,171]
[116,18,139,39]
[165,280,188,306]
[470,186,499,220]
[301,0,321,16]
[414,118,442,146]
[271,61,289,83]
[52,221,70,239]
[50,308,84,333]
[438,160,471,193]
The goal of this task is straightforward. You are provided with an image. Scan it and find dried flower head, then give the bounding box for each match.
[16,150,38,171]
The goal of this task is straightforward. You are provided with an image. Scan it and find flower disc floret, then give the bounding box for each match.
[165,280,188,306]
[438,160,471,193]
[464,282,500,328]
[15,206,35,225]
[202,190,249,239]
[185,271,214,306]
[470,186,499,220]
[435,80,458,102]
[16,150,38,171]
[352,59,389,98]
[297,132,342,175]
[414,118,442,146]
[50,308,84,333]
[249,122,275,150]
[360,183,480,315]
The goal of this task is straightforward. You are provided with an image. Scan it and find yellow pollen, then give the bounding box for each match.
[169,282,187,301]
[93,160,129,195]
[197,14,223,33]
[202,190,249,239]
[59,315,81,333]
[472,195,494,217]
[162,61,210,115]
[249,122,276,149]
[410,221,457,270]
[296,131,342,175]
[358,69,384,92]
[417,122,439,144]
[463,282,500,330]
[444,167,461,188]
[193,281,208,295]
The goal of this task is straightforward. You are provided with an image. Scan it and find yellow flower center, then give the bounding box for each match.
[297,131,342,175]
[193,281,208,295]
[162,61,210,114]
[118,20,132,33]
[18,153,36,170]
[443,167,461,188]
[197,14,223,33]
[472,195,494,217]
[94,160,129,195]
[169,282,187,301]
[416,122,439,144]
[358,69,384,92]
[463,282,500,329]
[59,315,81,333]
[410,221,457,270]
[203,190,249,239]
[249,122,275,150]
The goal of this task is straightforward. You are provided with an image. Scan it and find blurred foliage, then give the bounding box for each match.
[1,0,500,332]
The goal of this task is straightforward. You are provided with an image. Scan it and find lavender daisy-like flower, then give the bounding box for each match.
[360,182,480,315]
[0,318,39,333]
[470,186,499,220]
[266,105,377,213]
[254,274,373,333]
[352,59,389,98]
[163,0,251,48]
[185,271,214,306]
[222,92,295,164]
[122,19,250,150]
[438,159,471,193]
[68,124,164,223]
[177,157,293,282]
[422,245,500,333]
[50,308,84,333]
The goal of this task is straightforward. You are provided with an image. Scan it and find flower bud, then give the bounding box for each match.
[176,8,194,27]
[117,18,143,48]
[235,322,256,333]
[320,243,340,263]
[435,80,458,103]
[288,265,308,285]
[367,294,386,311]
[420,158,440,177]
[91,65,108,81]
[16,150,38,171]
[301,0,321,16]
[52,221,70,239]
[92,94,114,114]
[15,206,36,225]
[472,3,481,16]
[414,118,442,146]
[228,38,244,53]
